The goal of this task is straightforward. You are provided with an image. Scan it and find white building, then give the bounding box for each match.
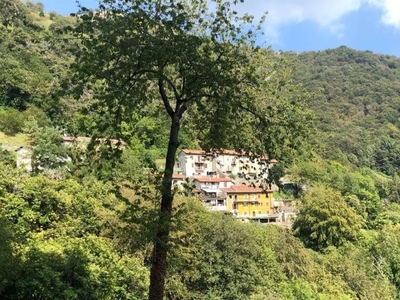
[172,173,185,189]
[177,149,214,177]
[15,146,32,172]
[193,177,233,212]
[178,148,277,179]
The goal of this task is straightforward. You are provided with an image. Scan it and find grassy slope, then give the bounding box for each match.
[0,132,30,150]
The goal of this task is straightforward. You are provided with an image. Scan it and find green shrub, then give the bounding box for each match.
[0,107,24,136]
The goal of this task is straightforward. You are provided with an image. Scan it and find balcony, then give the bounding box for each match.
[204,197,226,209]
[209,205,228,212]
[201,185,219,190]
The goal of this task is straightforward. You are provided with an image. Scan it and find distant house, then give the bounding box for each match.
[221,184,277,221]
[177,148,277,178]
[193,177,233,212]
[15,146,32,172]
[192,177,233,190]
[172,173,185,189]
[177,149,213,176]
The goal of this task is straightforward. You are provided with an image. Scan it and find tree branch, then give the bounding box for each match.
[183,93,215,102]
[163,76,181,105]
[158,78,174,118]
[238,104,264,120]
[178,103,188,118]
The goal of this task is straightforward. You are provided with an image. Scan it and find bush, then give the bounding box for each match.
[49,11,57,20]
[0,107,24,136]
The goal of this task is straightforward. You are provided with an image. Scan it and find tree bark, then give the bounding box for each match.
[148,114,180,300]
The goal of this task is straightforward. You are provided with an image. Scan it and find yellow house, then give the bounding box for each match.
[221,185,275,219]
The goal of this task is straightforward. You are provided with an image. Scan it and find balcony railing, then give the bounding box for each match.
[208,205,227,211]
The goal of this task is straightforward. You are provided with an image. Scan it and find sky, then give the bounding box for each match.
[40,0,400,57]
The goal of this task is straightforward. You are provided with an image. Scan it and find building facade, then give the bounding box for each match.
[177,149,213,176]
[193,177,233,212]
[178,148,277,178]
[221,185,275,218]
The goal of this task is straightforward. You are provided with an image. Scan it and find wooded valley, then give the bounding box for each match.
[1,0,400,299]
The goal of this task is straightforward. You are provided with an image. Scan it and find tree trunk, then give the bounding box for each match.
[148,114,180,300]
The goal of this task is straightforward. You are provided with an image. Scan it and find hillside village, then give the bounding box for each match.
[174,148,293,223]
[6,139,295,225]
[3,0,400,298]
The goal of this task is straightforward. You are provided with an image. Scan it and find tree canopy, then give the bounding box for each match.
[71,0,313,298]
[1,1,400,300]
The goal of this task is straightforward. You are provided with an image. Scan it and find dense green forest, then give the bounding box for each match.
[290,47,400,174]
[2,0,400,299]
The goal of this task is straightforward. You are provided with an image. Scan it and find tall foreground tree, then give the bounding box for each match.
[71,0,313,298]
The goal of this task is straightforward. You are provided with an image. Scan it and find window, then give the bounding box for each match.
[258,211,261,215]
[258,194,261,198]
[251,194,256,201]
[252,211,256,217]
[244,194,248,200]
[243,202,247,207]
[244,212,247,216]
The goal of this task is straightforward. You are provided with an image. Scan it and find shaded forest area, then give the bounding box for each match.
[1,0,400,299]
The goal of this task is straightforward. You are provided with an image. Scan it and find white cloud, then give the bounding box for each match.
[368,0,400,28]
[233,0,400,44]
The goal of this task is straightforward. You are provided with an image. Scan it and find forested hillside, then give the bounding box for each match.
[291,47,400,175]
[2,1,400,299]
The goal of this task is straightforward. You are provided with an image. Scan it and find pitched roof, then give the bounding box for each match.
[181,148,240,155]
[172,173,185,179]
[193,177,233,183]
[181,149,207,155]
[221,184,272,193]
[180,148,277,162]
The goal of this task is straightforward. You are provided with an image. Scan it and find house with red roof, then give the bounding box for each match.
[192,177,234,212]
[221,184,279,222]
[172,173,185,189]
[177,149,213,176]
[177,148,277,178]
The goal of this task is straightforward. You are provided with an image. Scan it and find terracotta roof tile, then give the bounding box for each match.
[181,149,207,155]
[172,173,185,179]
[221,184,272,193]
[193,177,233,183]
[180,148,277,162]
